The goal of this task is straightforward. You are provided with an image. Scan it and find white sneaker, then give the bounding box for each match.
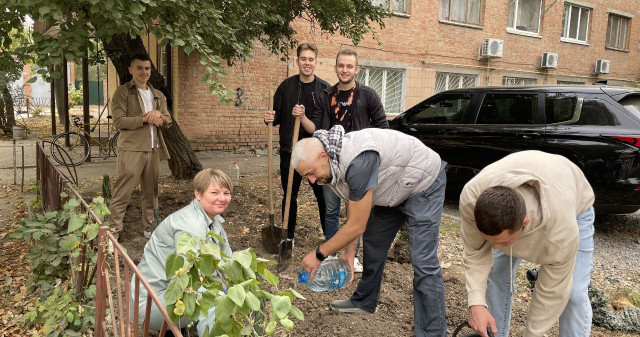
[353,258,363,273]
[144,231,152,239]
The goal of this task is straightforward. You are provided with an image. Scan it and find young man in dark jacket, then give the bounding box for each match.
[263,43,330,242]
[311,49,389,271]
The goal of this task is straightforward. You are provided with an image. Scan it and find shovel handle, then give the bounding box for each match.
[282,117,300,231]
[267,91,274,216]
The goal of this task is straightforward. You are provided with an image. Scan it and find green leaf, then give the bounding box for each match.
[213,296,236,326]
[67,214,84,232]
[244,291,261,311]
[200,241,221,260]
[164,273,188,305]
[232,250,253,269]
[177,233,198,254]
[270,295,291,319]
[262,268,279,286]
[39,6,51,15]
[265,321,276,335]
[165,254,184,279]
[240,324,253,335]
[280,317,294,331]
[198,255,216,276]
[289,305,304,321]
[26,77,38,84]
[227,285,246,307]
[225,261,243,282]
[183,292,196,317]
[288,288,305,300]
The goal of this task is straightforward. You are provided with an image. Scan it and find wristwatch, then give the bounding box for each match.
[315,247,326,262]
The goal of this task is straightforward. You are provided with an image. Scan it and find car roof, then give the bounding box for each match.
[442,85,640,96]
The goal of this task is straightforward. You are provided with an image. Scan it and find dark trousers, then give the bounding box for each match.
[350,164,448,337]
[279,151,326,239]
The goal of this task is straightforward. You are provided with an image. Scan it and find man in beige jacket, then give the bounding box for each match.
[460,150,595,337]
[109,53,172,240]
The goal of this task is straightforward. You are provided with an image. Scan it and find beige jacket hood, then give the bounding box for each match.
[460,150,594,337]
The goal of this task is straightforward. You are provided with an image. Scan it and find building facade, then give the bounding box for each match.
[112,0,640,151]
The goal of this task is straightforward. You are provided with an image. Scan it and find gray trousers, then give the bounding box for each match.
[350,164,447,337]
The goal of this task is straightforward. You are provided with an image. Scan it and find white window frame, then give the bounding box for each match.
[502,76,537,86]
[372,0,409,15]
[606,13,631,50]
[507,0,543,36]
[357,66,406,115]
[435,72,478,93]
[439,0,483,26]
[561,3,590,44]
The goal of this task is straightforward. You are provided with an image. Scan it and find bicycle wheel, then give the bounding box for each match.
[51,131,90,166]
[110,131,120,156]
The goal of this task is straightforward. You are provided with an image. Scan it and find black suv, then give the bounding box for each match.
[391,86,640,214]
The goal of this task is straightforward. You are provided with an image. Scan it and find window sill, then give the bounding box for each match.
[560,37,589,46]
[605,46,629,53]
[438,19,483,30]
[391,11,411,18]
[506,28,542,39]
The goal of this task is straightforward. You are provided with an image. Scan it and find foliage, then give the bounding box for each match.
[68,83,83,106]
[9,193,106,297]
[20,284,96,336]
[165,233,305,336]
[4,0,389,99]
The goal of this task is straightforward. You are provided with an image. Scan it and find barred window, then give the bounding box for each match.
[356,67,405,115]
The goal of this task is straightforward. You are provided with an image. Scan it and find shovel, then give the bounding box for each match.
[261,93,284,253]
[276,116,300,272]
[151,184,160,233]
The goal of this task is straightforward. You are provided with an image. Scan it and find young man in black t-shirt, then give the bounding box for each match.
[263,43,331,242]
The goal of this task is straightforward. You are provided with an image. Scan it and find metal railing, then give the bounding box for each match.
[35,142,182,336]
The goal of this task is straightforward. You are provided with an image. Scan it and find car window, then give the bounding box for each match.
[404,93,471,124]
[619,95,640,121]
[573,99,620,126]
[476,93,538,124]
[545,93,580,124]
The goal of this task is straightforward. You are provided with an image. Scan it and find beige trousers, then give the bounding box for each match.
[108,149,159,234]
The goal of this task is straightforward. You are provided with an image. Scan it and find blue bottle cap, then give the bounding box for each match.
[298,269,310,284]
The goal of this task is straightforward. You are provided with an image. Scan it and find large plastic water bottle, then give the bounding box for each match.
[298,259,352,292]
[230,161,240,185]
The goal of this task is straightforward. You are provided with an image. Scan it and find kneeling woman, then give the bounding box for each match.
[131,168,233,335]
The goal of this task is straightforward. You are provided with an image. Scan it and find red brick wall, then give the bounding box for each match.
[176,0,640,151]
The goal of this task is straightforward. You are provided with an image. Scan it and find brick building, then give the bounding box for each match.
[109,0,640,151]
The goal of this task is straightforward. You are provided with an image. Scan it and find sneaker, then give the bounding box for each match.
[330,299,374,314]
[353,258,363,273]
[144,230,152,239]
[108,233,119,253]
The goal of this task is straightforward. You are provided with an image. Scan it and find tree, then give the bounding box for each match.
[0,22,30,134]
[4,0,389,178]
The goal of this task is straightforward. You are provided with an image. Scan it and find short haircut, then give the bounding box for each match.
[130,53,152,66]
[336,49,358,66]
[291,137,325,169]
[296,43,318,58]
[474,186,526,236]
[193,168,233,195]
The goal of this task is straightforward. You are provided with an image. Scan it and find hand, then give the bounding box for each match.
[144,110,164,127]
[339,253,356,288]
[300,250,322,281]
[264,110,275,123]
[291,104,305,118]
[469,305,497,337]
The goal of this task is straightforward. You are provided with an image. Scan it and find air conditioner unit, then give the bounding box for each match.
[479,38,504,58]
[541,52,558,68]
[595,59,610,74]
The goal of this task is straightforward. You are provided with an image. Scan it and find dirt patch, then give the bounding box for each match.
[76,172,637,337]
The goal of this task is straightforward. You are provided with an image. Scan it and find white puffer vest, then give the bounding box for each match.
[330,128,441,207]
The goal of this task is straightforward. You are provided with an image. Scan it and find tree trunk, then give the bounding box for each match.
[0,88,6,133]
[53,71,66,124]
[1,84,15,132]
[102,34,202,179]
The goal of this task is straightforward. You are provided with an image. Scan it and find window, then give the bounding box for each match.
[606,14,630,50]
[507,0,542,34]
[575,100,620,125]
[502,76,537,86]
[404,93,471,124]
[620,96,640,121]
[557,80,586,85]
[545,93,579,123]
[356,67,405,114]
[435,72,477,93]
[439,0,482,25]
[477,93,538,124]
[562,4,590,43]
[372,0,408,14]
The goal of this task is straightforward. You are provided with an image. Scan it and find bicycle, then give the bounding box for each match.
[51,115,120,167]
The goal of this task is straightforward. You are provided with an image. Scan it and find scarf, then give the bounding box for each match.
[313,124,345,184]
